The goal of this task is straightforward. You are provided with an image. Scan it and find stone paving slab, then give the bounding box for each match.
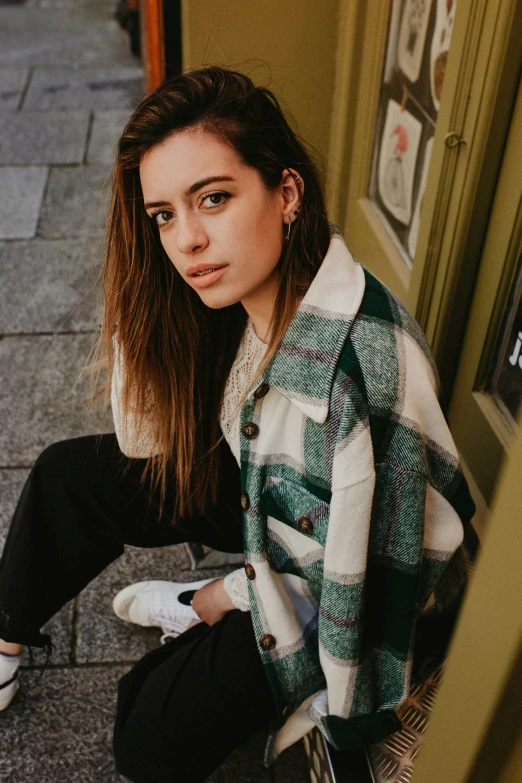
[76,545,237,663]
[0,110,89,164]
[186,542,245,570]
[87,110,133,167]
[0,237,103,333]
[0,166,48,239]
[23,66,142,111]
[38,164,110,238]
[0,68,28,109]
[0,334,113,466]
[0,7,139,69]
[0,664,130,783]
[26,0,106,7]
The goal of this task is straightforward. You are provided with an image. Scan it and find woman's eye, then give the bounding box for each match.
[151,210,173,226]
[201,192,229,209]
[149,193,229,226]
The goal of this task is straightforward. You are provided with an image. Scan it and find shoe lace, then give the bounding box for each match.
[159,618,193,645]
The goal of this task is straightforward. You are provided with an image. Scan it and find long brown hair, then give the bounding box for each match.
[89,66,330,522]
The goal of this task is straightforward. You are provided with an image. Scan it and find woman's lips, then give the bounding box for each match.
[189,266,227,289]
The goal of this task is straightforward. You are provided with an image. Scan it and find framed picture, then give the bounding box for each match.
[377,99,423,226]
[397,0,434,84]
[430,0,457,110]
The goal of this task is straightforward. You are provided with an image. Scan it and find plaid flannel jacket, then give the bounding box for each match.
[112,227,475,765]
[235,228,475,763]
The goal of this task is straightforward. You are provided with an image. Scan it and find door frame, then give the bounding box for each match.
[448,81,522,503]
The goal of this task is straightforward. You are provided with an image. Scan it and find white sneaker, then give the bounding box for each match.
[112,578,218,643]
[0,651,22,711]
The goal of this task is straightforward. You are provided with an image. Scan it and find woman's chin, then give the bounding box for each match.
[196,289,242,310]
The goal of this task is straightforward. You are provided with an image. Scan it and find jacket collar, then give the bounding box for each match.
[249,227,366,424]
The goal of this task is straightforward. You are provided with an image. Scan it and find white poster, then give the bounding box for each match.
[430,0,457,111]
[408,136,434,258]
[378,100,423,226]
[397,0,433,84]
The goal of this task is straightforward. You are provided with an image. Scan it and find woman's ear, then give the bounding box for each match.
[281,168,304,225]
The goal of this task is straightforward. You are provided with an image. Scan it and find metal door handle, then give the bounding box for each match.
[444,131,467,148]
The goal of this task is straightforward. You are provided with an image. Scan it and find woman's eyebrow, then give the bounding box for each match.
[185,175,236,196]
[144,176,236,210]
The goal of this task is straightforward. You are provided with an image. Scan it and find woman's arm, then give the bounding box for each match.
[192,570,250,625]
[309,326,474,751]
[192,578,239,625]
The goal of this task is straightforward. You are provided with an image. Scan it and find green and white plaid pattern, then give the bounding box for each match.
[238,228,475,764]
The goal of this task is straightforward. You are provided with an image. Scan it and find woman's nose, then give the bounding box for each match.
[176,213,208,254]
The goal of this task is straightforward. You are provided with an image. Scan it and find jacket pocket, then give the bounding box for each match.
[260,477,330,583]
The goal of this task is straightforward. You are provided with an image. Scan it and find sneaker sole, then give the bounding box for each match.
[0,679,19,711]
[112,578,218,624]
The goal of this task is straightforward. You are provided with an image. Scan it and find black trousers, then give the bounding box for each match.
[0,434,276,782]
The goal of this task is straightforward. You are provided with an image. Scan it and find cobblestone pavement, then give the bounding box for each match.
[0,2,310,780]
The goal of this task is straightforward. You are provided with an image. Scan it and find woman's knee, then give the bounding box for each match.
[32,435,122,490]
[34,435,106,470]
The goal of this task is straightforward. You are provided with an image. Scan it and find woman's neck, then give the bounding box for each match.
[240,270,305,346]
[240,278,278,345]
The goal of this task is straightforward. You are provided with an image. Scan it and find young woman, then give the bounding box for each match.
[0,66,475,782]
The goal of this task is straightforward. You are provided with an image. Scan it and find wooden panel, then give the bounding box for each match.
[140,0,166,93]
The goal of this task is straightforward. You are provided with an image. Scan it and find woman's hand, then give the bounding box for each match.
[192,578,236,626]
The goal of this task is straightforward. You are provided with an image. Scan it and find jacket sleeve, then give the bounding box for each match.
[111,335,161,458]
[308,348,475,751]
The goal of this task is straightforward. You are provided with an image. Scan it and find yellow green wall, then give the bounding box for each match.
[181,0,339,185]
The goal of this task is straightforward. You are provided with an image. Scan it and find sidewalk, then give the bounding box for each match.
[0,2,309,780]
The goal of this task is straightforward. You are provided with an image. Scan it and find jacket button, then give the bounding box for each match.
[259,634,276,651]
[254,382,270,400]
[245,563,256,580]
[240,492,250,511]
[241,422,259,439]
[297,516,314,535]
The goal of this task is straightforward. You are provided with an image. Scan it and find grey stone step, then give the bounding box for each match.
[0,6,139,68]
[0,110,90,164]
[0,68,29,110]
[23,67,142,111]
[0,238,103,333]
[0,333,112,465]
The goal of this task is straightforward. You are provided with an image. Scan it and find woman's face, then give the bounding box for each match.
[139,127,300,317]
